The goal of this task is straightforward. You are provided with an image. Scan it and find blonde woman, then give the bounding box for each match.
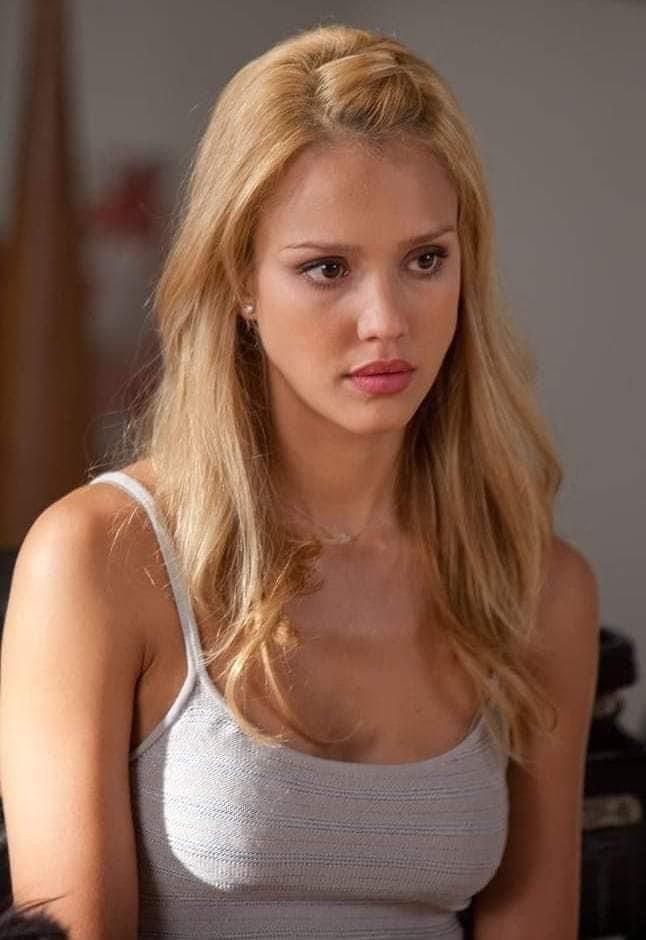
[0,24,599,940]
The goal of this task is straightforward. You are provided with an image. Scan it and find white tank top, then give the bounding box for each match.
[91,470,509,939]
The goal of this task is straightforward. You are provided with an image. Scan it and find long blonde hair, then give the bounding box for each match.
[121,24,562,767]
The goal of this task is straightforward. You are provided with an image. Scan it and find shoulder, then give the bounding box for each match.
[534,535,600,686]
[540,535,599,621]
[16,462,158,595]
[7,462,167,676]
[18,473,137,569]
[527,534,600,746]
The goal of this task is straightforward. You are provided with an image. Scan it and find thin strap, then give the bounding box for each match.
[89,471,206,681]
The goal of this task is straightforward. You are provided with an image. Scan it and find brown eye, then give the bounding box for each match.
[409,247,449,276]
[418,252,439,270]
[300,258,349,289]
[318,262,345,279]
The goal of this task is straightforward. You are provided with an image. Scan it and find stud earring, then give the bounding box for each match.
[242,302,255,315]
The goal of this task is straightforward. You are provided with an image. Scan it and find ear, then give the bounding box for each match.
[240,266,257,314]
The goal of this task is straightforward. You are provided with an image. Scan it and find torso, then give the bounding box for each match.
[105,460,480,765]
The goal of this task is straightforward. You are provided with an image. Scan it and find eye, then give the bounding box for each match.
[408,247,449,276]
[299,258,349,289]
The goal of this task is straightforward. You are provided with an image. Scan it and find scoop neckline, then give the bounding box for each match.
[195,665,486,777]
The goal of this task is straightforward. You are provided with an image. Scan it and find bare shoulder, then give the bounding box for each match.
[540,534,600,623]
[7,460,167,681]
[532,535,601,683]
[528,533,601,746]
[19,467,143,565]
[472,534,600,937]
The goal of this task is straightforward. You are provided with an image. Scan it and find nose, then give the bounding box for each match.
[355,273,408,342]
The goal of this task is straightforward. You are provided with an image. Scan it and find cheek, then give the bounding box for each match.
[439,305,459,360]
[277,325,341,381]
[444,295,460,339]
[418,282,459,334]
[436,273,461,335]
[258,303,339,383]
[259,278,343,365]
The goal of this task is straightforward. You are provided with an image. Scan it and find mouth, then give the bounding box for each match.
[347,359,415,377]
[344,369,415,395]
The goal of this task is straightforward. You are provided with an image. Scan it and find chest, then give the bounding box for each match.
[228,546,480,763]
[134,542,479,764]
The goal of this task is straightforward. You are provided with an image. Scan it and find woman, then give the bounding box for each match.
[0,23,599,940]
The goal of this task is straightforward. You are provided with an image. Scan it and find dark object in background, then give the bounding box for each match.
[0,551,644,935]
[0,552,17,629]
[0,553,21,908]
[580,627,646,939]
[0,901,68,939]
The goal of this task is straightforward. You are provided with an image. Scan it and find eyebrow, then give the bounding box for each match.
[280,224,457,253]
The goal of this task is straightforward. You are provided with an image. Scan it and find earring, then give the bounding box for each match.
[241,301,256,335]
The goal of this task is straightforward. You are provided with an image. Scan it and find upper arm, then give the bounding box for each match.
[472,536,601,940]
[0,490,146,939]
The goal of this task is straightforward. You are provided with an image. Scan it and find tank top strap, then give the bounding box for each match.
[89,470,207,681]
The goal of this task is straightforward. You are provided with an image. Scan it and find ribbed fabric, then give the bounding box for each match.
[91,471,510,939]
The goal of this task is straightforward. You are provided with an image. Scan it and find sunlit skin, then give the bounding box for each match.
[247,137,461,547]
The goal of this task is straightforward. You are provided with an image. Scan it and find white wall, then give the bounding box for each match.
[2,0,645,734]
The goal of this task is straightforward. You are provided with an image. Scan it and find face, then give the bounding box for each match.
[248,137,461,440]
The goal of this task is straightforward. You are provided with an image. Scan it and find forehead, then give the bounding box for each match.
[255,138,458,250]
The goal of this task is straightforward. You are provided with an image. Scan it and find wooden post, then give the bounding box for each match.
[0,0,89,548]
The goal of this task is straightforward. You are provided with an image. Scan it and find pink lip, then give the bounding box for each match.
[348,358,414,376]
[346,370,414,395]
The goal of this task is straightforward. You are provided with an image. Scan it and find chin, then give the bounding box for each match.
[331,411,412,438]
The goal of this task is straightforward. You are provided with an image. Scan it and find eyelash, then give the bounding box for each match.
[298,247,450,291]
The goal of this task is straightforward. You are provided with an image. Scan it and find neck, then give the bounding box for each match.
[270,405,406,548]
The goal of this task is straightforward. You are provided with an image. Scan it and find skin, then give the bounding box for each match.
[246,136,461,547]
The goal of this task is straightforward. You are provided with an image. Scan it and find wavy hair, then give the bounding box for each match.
[119,24,562,767]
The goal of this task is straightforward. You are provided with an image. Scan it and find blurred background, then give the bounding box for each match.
[0,0,644,740]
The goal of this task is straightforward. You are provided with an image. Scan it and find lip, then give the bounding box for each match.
[348,358,414,376]
[345,370,414,396]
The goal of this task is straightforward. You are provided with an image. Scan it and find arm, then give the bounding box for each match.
[471,536,600,940]
[0,490,147,939]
